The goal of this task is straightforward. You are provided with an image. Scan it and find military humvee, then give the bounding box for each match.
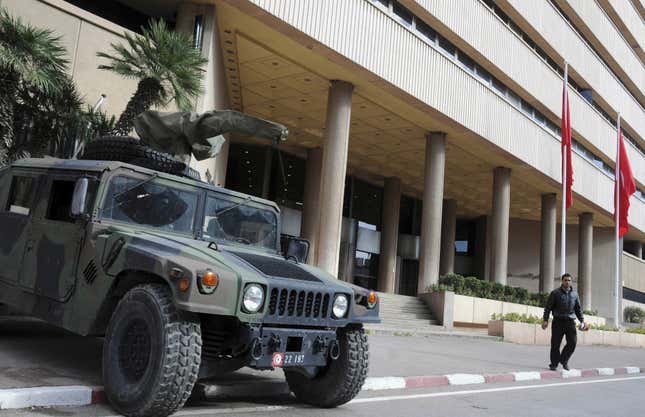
[0,155,379,416]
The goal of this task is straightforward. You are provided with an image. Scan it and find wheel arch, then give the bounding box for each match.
[90,269,169,335]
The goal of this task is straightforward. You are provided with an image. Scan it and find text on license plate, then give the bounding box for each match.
[272,352,305,367]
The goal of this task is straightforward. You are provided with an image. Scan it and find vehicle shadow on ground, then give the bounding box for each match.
[0,317,103,387]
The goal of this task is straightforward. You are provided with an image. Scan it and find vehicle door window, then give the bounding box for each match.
[5,176,35,216]
[46,179,76,222]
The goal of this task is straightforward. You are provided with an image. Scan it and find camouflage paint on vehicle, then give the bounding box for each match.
[0,158,379,337]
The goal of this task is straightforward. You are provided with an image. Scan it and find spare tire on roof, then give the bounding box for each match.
[81,136,199,179]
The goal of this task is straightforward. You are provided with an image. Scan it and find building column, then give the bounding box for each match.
[176,3,229,186]
[418,132,446,293]
[316,81,353,276]
[301,147,323,265]
[377,177,401,293]
[440,199,457,276]
[489,167,511,285]
[578,212,593,311]
[539,193,557,293]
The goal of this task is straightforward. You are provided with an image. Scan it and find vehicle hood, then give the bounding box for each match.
[127,230,353,292]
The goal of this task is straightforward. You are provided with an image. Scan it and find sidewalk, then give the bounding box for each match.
[1,316,643,409]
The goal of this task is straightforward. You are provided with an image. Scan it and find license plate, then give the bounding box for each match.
[272,352,305,368]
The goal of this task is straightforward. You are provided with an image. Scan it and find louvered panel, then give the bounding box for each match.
[412,0,638,182]
[504,0,644,143]
[607,0,645,57]
[248,0,644,231]
[565,0,643,93]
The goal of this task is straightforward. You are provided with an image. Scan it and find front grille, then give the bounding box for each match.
[229,251,321,282]
[268,287,331,321]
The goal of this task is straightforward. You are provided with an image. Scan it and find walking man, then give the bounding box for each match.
[541,273,586,371]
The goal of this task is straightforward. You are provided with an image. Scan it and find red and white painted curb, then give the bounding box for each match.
[0,367,641,410]
[361,366,642,391]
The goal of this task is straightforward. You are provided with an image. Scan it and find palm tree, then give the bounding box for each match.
[97,19,207,136]
[0,7,68,164]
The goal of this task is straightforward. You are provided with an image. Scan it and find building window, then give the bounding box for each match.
[6,176,35,215]
[416,20,437,43]
[270,151,305,210]
[192,15,204,51]
[392,1,413,26]
[438,36,456,57]
[354,250,379,290]
[351,179,383,230]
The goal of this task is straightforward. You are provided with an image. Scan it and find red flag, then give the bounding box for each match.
[614,129,636,237]
[561,73,573,208]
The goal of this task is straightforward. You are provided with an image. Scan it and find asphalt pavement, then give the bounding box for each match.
[1,317,644,390]
[1,316,644,416]
[6,374,645,416]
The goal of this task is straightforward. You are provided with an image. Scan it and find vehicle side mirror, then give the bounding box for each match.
[71,177,89,219]
[284,236,310,263]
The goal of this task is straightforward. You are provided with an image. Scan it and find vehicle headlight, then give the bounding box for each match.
[242,284,264,313]
[332,294,349,318]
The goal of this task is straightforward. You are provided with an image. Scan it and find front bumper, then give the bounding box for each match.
[248,326,337,370]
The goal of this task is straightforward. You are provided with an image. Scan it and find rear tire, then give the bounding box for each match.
[103,284,201,417]
[285,326,368,407]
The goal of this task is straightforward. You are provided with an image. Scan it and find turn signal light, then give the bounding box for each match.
[367,292,378,309]
[202,271,218,287]
[197,270,219,294]
[179,278,190,292]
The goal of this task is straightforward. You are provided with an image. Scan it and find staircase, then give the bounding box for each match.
[365,292,441,334]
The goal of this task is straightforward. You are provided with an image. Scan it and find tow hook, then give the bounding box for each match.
[312,335,327,354]
[329,340,340,360]
[269,334,282,352]
[251,337,263,360]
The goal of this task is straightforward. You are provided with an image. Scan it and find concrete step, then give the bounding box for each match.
[372,318,440,327]
[378,302,434,312]
[378,312,436,321]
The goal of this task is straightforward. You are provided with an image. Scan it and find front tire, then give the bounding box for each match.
[285,326,368,407]
[103,284,201,417]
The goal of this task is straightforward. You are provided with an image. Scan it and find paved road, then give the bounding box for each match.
[6,374,644,416]
[2,317,644,389]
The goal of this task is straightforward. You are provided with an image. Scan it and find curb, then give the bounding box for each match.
[364,327,502,341]
[0,367,641,410]
[360,366,643,391]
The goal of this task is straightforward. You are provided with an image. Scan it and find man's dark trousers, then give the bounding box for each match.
[551,318,577,366]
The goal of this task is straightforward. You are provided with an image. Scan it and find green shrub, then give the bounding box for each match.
[583,309,599,316]
[491,282,505,298]
[513,287,529,304]
[434,274,548,308]
[626,328,645,335]
[491,312,542,324]
[589,324,619,332]
[624,306,645,324]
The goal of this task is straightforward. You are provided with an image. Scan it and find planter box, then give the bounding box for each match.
[431,292,607,327]
[488,320,645,348]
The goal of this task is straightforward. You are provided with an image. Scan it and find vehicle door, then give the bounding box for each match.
[0,169,42,285]
[20,171,89,302]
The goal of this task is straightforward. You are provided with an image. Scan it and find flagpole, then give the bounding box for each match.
[561,62,568,277]
[614,114,621,327]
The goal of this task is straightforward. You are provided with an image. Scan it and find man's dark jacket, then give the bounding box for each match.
[543,286,584,322]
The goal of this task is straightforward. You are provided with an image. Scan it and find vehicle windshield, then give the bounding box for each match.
[102,175,199,235]
[202,193,278,250]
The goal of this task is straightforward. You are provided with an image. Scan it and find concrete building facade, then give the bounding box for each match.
[5,0,645,323]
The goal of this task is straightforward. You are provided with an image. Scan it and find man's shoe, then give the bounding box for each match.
[549,364,557,371]
[562,363,569,371]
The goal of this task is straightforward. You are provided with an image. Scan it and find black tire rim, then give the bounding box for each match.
[118,319,152,383]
